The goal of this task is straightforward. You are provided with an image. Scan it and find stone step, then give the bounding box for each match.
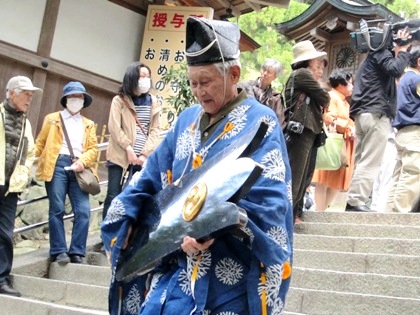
[291,267,420,299]
[0,294,107,315]
[86,251,110,267]
[294,249,420,277]
[301,211,420,226]
[12,274,108,311]
[49,262,111,287]
[294,234,420,256]
[285,287,420,315]
[294,221,420,239]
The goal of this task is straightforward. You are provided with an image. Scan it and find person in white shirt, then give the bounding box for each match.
[35,82,98,264]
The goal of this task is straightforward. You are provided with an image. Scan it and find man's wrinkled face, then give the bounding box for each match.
[260,67,277,88]
[188,64,236,116]
[9,89,33,112]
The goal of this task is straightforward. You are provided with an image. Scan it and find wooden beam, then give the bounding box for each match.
[240,30,261,52]
[108,0,147,15]
[0,41,119,94]
[213,0,241,17]
[244,0,261,12]
[247,0,290,9]
[330,31,352,42]
[347,21,358,32]
[310,27,331,42]
[37,0,60,57]
[27,69,48,128]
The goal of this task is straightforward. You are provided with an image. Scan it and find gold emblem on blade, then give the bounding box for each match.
[182,183,207,222]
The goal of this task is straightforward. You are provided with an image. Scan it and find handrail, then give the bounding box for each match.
[14,206,104,234]
[16,181,108,207]
[98,141,109,151]
[14,180,108,234]
[14,141,110,234]
[17,195,48,206]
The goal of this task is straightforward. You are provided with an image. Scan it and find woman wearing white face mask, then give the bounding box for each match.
[102,62,162,221]
[34,81,98,264]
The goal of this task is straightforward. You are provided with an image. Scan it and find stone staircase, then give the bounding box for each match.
[285,211,420,315]
[1,211,420,314]
[0,235,110,315]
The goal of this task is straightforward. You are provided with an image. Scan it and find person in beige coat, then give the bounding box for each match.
[103,61,161,219]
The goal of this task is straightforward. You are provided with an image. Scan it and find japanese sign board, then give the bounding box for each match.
[140,5,214,131]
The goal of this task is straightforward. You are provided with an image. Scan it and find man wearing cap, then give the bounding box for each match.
[0,76,41,296]
[102,17,293,315]
[35,81,98,264]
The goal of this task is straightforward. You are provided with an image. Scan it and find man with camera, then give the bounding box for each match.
[346,28,411,212]
[283,40,330,223]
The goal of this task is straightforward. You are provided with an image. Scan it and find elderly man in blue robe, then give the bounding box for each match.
[101,16,293,315]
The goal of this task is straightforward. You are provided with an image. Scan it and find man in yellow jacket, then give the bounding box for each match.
[0,76,41,297]
[35,81,98,265]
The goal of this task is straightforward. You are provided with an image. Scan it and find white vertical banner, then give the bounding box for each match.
[140,5,214,130]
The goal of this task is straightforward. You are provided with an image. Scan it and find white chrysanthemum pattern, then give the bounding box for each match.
[267,226,289,252]
[128,166,145,187]
[110,265,116,284]
[160,289,167,305]
[287,181,293,204]
[240,226,255,244]
[178,269,192,295]
[124,284,142,315]
[231,104,250,118]
[261,149,286,181]
[160,171,169,189]
[175,128,199,160]
[187,249,212,280]
[258,264,283,307]
[104,198,125,224]
[221,105,249,139]
[215,258,244,285]
[272,297,285,315]
[144,272,163,304]
[258,115,276,136]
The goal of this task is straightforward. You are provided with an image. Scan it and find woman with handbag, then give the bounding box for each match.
[312,70,355,211]
[102,62,161,220]
[35,81,98,264]
[284,40,330,223]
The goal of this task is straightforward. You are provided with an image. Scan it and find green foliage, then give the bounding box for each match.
[370,0,419,18]
[237,1,309,90]
[237,0,419,91]
[160,62,196,116]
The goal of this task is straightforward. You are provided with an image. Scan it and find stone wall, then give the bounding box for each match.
[14,179,107,245]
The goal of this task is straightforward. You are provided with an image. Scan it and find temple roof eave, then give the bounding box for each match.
[276,0,401,38]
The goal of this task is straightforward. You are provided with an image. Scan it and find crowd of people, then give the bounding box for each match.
[0,62,161,296]
[0,14,418,315]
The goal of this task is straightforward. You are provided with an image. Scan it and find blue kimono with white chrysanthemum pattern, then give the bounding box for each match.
[101,95,293,315]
